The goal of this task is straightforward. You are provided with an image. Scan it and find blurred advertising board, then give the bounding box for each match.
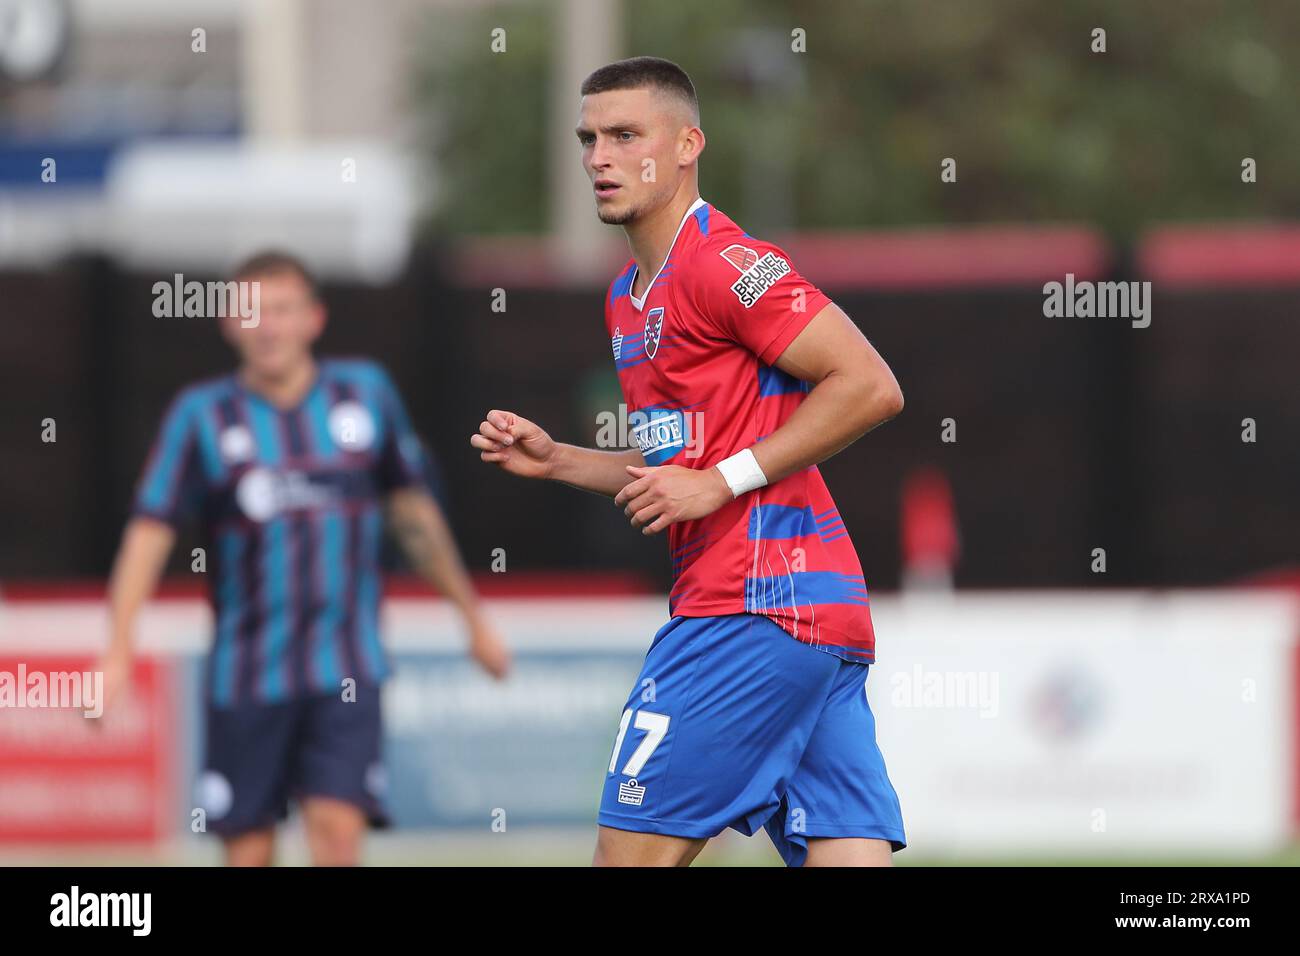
[0,654,175,842]
[869,592,1299,856]
[0,591,1294,856]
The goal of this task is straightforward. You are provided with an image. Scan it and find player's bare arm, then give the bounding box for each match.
[387,487,511,679]
[100,516,176,710]
[471,409,645,498]
[749,302,903,479]
[613,302,904,535]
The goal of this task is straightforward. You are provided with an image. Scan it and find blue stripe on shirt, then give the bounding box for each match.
[211,528,245,707]
[744,570,870,610]
[748,504,818,540]
[758,364,810,397]
[314,512,346,691]
[244,395,284,466]
[356,508,387,682]
[139,392,200,513]
[259,517,292,700]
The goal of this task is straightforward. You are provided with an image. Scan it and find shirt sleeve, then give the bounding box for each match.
[132,391,205,527]
[373,368,428,493]
[691,238,833,366]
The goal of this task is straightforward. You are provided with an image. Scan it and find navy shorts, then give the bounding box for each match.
[195,684,389,837]
[598,613,906,866]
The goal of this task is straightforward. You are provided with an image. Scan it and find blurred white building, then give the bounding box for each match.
[0,0,440,280]
[0,0,622,281]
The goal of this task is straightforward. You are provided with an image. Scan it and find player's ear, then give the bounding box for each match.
[679,125,705,167]
[306,299,327,342]
[217,313,242,349]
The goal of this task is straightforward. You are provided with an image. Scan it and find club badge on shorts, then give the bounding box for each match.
[617,778,647,806]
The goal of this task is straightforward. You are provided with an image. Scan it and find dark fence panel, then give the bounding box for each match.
[1130,288,1300,584]
[1,256,1294,590]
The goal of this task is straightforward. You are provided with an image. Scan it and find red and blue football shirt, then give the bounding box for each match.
[604,198,876,662]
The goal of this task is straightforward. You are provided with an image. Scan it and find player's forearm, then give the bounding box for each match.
[549,444,645,498]
[749,369,903,486]
[388,489,486,625]
[107,518,177,652]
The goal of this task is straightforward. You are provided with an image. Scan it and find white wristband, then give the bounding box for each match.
[715,447,768,498]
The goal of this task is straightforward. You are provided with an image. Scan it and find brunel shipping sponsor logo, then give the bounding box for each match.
[719,243,791,309]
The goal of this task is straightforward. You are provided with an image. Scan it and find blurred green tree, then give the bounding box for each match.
[413,0,1300,239]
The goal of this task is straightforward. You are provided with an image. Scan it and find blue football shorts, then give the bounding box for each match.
[597,612,906,866]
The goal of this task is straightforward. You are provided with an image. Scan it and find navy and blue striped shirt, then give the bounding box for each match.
[133,358,428,708]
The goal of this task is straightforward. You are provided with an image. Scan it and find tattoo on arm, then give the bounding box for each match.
[392,515,437,570]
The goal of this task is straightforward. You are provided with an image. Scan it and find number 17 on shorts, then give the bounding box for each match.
[606,708,670,810]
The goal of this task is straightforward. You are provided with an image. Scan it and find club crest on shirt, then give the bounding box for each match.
[719,243,791,309]
[644,307,665,359]
[611,326,623,361]
[328,400,376,451]
[218,424,255,464]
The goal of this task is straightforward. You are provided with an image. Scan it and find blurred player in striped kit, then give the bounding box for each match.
[101,251,510,865]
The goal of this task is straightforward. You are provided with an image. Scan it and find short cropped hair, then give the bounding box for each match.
[580,56,699,123]
[229,250,320,300]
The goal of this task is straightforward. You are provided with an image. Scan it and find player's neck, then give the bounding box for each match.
[238,357,319,410]
[626,188,700,298]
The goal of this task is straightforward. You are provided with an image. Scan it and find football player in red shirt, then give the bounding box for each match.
[473,57,905,867]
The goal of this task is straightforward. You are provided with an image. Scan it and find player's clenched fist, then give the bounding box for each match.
[614,464,733,535]
[470,409,557,480]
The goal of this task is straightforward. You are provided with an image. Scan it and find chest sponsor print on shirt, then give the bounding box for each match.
[235,466,340,521]
[629,407,688,466]
[595,404,707,461]
[719,243,792,309]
